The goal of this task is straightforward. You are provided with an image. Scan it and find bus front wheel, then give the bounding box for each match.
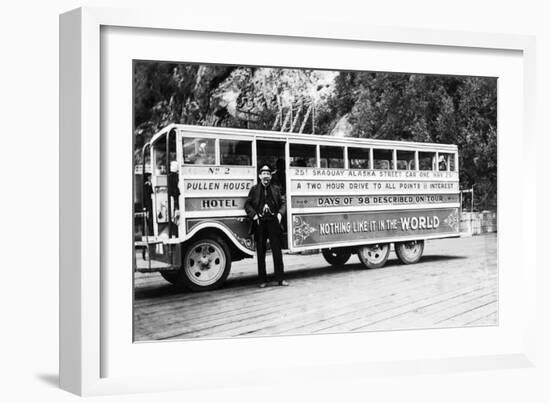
[395,240,424,264]
[160,271,179,285]
[322,248,352,267]
[175,236,232,291]
[357,243,390,269]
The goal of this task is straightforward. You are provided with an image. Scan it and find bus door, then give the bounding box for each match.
[256,140,288,249]
[151,130,179,240]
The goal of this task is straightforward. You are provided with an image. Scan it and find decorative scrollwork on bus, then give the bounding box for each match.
[292,216,317,246]
[186,217,255,252]
[444,210,460,232]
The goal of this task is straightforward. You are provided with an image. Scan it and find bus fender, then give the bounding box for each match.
[183,222,255,258]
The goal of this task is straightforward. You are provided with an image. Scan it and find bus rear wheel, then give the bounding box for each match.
[395,240,424,264]
[357,243,390,269]
[160,270,179,285]
[170,236,232,291]
[322,248,352,267]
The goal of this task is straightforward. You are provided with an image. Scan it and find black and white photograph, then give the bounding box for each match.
[2,0,548,398]
[132,61,497,342]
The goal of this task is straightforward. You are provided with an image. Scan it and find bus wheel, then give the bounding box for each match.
[357,243,390,269]
[395,240,424,264]
[160,271,179,285]
[179,236,232,291]
[322,248,352,266]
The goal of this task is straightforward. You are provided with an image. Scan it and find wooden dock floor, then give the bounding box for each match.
[134,234,497,341]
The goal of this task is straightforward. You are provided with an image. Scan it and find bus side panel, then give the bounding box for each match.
[291,207,460,249]
[185,217,255,253]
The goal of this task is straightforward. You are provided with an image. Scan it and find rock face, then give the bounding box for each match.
[330,114,352,137]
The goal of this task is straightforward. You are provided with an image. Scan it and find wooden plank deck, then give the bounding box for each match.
[134,234,497,341]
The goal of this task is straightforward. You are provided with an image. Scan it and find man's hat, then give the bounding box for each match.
[259,164,272,174]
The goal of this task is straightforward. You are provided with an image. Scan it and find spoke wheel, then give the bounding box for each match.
[357,243,390,269]
[322,248,352,267]
[395,240,424,264]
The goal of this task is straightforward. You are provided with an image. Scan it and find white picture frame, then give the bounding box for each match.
[59,6,537,396]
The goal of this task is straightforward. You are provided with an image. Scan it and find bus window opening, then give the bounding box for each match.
[290,143,317,167]
[183,137,215,165]
[438,152,455,171]
[373,149,393,170]
[320,146,344,168]
[397,150,415,170]
[419,151,436,171]
[348,147,370,169]
[220,140,252,165]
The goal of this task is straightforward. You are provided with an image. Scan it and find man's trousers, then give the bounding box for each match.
[254,218,285,283]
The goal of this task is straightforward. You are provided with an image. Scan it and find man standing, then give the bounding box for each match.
[143,173,154,235]
[245,165,288,288]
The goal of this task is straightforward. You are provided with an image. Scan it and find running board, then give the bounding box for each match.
[135,253,178,273]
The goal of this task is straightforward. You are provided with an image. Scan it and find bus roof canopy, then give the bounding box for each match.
[148,123,458,152]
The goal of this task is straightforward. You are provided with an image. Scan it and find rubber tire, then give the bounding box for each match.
[172,236,232,292]
[395,240,424,265]
[357,243,390,269]
[160,271,179,285]
[321,248,352,266]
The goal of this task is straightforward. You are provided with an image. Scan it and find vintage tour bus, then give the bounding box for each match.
[134,124,461,291]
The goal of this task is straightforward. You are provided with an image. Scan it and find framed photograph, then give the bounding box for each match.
[60,7,536,396]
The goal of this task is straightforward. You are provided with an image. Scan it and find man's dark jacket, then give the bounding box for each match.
[244,183,286,235]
